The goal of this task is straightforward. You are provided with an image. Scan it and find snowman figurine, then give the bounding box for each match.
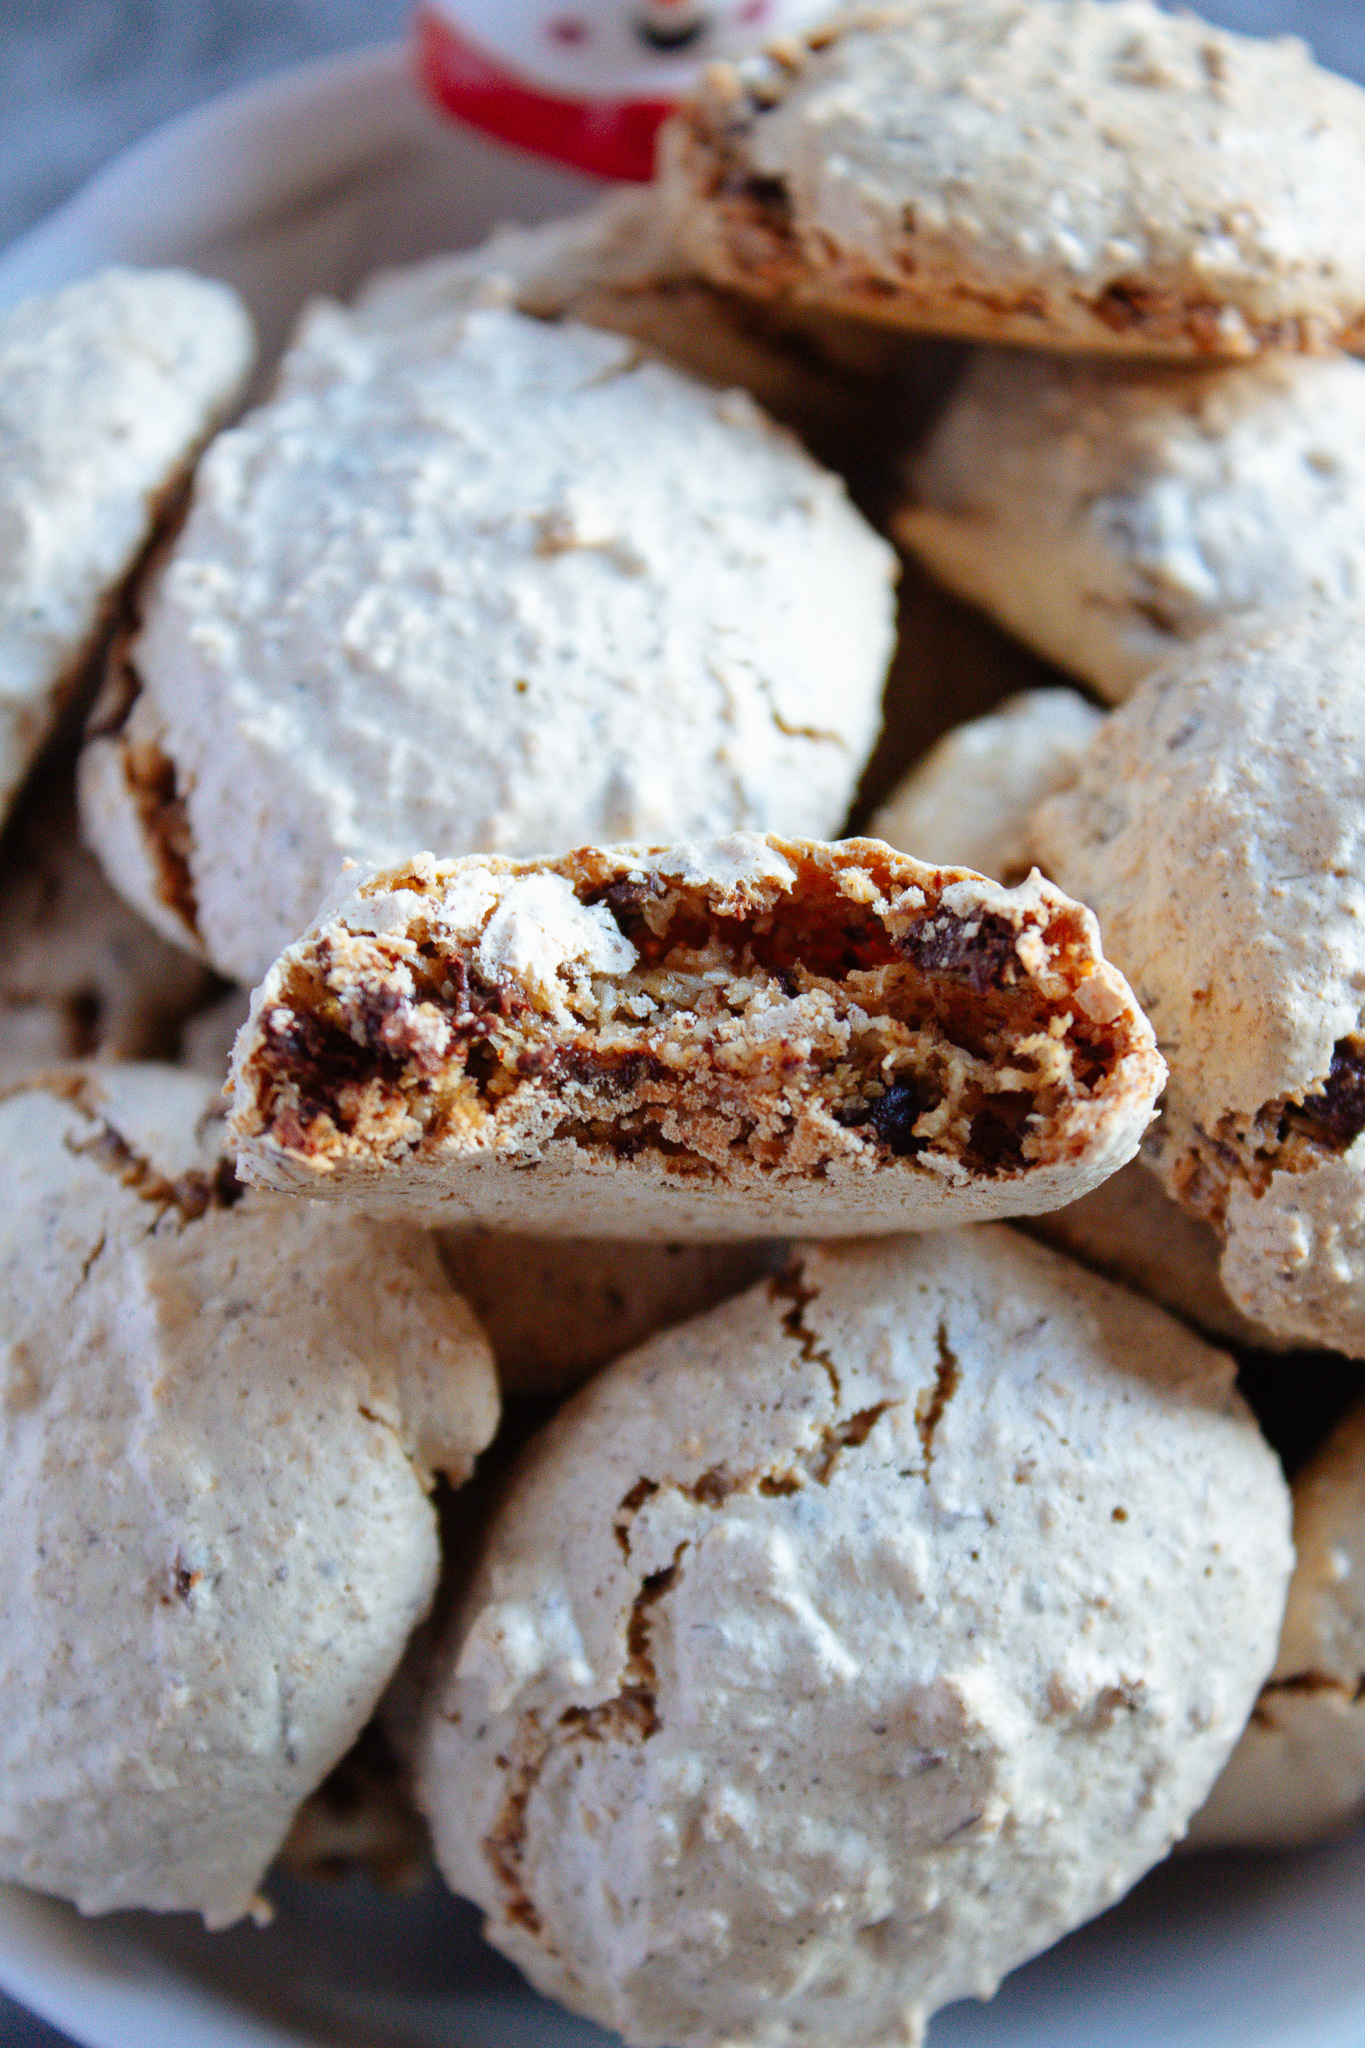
[415,0,830,181]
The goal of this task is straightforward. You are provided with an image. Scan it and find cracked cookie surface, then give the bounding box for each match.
[227,833,1164,1238]
[79,283,895,985]
[660,0,1365,357]
[0,1062,497,1927]
[1033,608,1365,1354]
[1192,1398,1365,1849]
[414,1226,1289,2048]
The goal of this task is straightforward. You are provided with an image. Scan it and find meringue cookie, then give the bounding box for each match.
[898,350,1365,701]
[414,1227,1290,2048]
[1033,607,1365,1355]
[80,289,895,984]
[1192,1398,1365,1849]
[0,1063,497,1926]
[0,266,252,820]
[661,0,1365,356]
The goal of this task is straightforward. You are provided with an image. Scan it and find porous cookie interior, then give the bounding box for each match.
[1168,1036,1365,1222]
[242,850,1139,1184]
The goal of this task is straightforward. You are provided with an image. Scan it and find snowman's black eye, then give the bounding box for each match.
[634,15,706,49]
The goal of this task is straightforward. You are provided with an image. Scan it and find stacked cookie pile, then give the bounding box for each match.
[0,4,1363,2043]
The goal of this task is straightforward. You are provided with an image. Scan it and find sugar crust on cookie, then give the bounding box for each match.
[227,833,1164,1237]
[661,0,1365,356]
[414,1227,1290,2048]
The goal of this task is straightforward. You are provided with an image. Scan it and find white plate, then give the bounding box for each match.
[0,39,1361,2048]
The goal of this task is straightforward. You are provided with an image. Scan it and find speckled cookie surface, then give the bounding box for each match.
[0,1063,497,1926]
[414,1227,1290,2048]
[78,285,895,985]
[898,350,1365,702]
[1191,1399,1365,1849]
[0,266,253,821]
[0,760,212,1089]
[661,0,1365,356]
[1033,609,1365,1354]
[871,688,1104,885]
[227,833,1164,1239]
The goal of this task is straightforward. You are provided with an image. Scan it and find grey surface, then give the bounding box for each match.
[0,2008,71,2048]
[0,0,407,248]
[1,2002,64,2048]
[1,0,1365,2045]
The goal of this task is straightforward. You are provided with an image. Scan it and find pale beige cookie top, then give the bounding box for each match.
[435,1233,785,1398]
[356,189,925,462]
[1024,1158,1283,1354]
[871,687,1104,885]
[0,760,213,1090]
[352,188,689,332]
[414,1227,1290,2048]
[0,1063,497,1926]
[1191,1399,1365,1850]
[0,266,253,823]
[660,0,1365,356]
[898,350,1365,703]
[1033,608,1365,1353]
[79,288,895,986]
[227,833,1164,1239]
